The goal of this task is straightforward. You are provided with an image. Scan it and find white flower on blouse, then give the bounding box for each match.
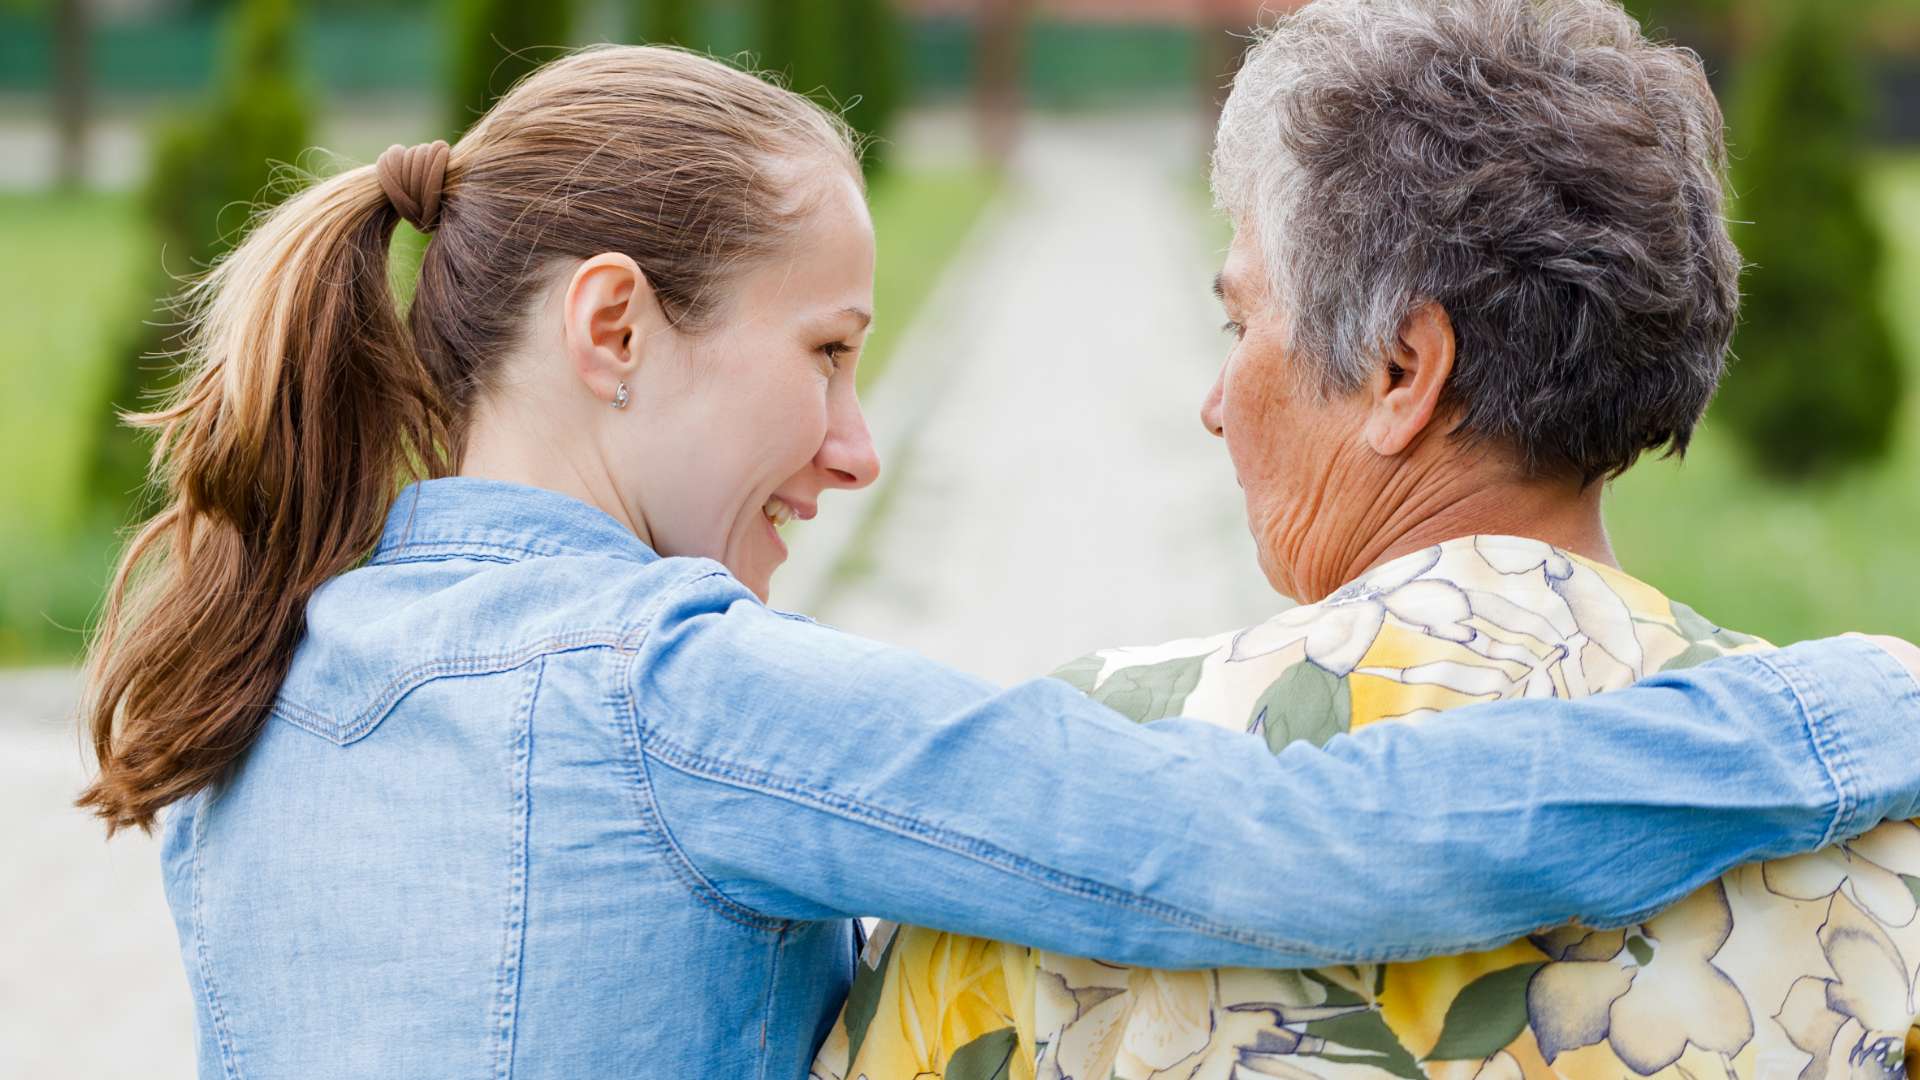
[1763,822,1920,928]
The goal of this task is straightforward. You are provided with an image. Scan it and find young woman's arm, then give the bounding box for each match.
[632,569,1920,968]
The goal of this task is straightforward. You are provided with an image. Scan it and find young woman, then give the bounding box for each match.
[78,46,1920,1079]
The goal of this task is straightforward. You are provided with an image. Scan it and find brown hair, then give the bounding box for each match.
[79,45,861,833]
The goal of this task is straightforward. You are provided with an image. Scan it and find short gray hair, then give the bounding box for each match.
[1211,0,1740,483]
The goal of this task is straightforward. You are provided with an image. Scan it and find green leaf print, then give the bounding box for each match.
[1088,653,1208,723]
[1626,935,1654,967]
[841,932,897,1072]
[1671,602,1763,651]
[1424,961,1547,1061]
[1659,642,1725,673]
[1902,874,1920,906]
[1303,968,1367,1008]
[1249,661,1352,753]
[947,1026,1017,1080]
[1048,653,1105,696]
[1305,1009,1424,1079]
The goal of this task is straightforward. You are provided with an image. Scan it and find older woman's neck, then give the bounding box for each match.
[1295,455,1615,603]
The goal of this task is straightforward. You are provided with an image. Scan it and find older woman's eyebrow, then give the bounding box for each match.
[1212,273,1234,305]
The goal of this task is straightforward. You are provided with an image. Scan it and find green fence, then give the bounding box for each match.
[0,9,1207,104]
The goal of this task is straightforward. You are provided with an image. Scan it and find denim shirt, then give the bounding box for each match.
[160,477,1920,1080]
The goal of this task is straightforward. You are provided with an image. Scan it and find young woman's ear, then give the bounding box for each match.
[1362,301,1456,457]
[561,253,664,406]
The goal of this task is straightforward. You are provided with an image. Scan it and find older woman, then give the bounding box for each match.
[814,2,1920,1079]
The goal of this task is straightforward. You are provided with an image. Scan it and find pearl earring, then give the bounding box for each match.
[611,382,629,410]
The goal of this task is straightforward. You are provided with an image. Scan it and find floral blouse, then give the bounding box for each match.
[810,535,1920,1080]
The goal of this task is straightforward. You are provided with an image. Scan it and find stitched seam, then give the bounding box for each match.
[631,571,1374,961]
[758,928,787,1080]
[272,633,625,744]
[1758,649,1854,847]
[492,658,540,1080]
[628,567,1488,964]
[637,741,1370,963]
[613,643,788,932]
[370,550,520,567]
[191,795,245,1080]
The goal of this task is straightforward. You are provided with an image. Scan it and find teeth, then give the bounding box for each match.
[763,498,794,528]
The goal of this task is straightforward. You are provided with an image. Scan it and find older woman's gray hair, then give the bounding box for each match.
[1211,0,1740,484]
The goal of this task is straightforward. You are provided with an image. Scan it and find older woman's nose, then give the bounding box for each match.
[1201,372,1227,438]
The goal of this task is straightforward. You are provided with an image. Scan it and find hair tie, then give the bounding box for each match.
[376,140,451,233]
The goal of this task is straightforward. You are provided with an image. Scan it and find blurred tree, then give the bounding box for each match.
[632,0,696,48]
[2,0,90,187]
[94,0,313,504]
[52,0,88,189]
[1618,0,1728,33]
[837,0,903,176]
[754,0,903,176]
[754,0,836,97]
[1716,0,1903,478]
[446,0,572,137]
[975,0,1031,168]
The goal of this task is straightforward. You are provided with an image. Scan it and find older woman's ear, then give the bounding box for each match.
[1362,302,1456,457]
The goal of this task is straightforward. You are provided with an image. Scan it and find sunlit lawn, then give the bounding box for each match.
[1603,158,1920,644]
[0,191,150,661]
[0,166,997,663]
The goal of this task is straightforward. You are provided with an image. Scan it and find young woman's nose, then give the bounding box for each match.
[821,397,881,490]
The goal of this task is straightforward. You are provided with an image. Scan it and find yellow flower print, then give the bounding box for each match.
[1230,546,1472,675]
[1772,891,1914,1080]
[1526,883,1753,1072]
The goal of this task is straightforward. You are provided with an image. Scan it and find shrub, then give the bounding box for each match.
[838,0,902,176]
[754,0,903,176]
[445,0,573,137]
[1716,0,1903,477]
[95,0,312,504]
[631,0,696,48]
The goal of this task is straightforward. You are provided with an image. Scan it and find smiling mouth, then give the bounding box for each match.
[763,497,796,529]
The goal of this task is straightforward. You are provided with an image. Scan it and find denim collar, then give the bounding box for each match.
[370,476,659,566]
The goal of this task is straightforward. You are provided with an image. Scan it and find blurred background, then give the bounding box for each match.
[2,0,1918,1075]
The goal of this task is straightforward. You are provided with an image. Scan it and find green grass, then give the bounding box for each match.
[1603,158,1920,644]
[0,192,152,661]
[860,167,999,392]
[0,166,998,664]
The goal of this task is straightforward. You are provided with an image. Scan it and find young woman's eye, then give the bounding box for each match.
[818,342,849,373]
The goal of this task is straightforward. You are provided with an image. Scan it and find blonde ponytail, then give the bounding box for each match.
[79,163,449,832]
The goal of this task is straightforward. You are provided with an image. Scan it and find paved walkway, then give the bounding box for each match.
[0,668,195,1078]
[0,113,1285,1078]
[796,113,1281,683]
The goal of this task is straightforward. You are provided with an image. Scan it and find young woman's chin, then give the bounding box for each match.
[727,519,788,601]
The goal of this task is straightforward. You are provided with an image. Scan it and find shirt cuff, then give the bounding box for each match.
[1758,635,1920,847]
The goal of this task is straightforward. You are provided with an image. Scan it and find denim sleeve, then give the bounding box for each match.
[629,570,1920,968]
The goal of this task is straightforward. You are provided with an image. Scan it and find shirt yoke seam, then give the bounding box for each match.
[613,641,792,933]
[273,633,630,745]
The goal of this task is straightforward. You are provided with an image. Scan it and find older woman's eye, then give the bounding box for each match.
[1220,319,1245,339]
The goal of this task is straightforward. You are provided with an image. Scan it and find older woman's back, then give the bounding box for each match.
[820,535,1920,1080]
